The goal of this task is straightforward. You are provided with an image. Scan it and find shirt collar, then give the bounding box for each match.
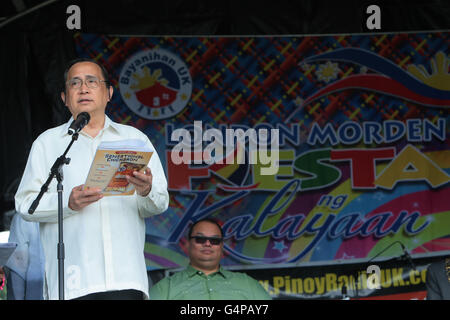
[186,264,228,279]
[59,114,120,137]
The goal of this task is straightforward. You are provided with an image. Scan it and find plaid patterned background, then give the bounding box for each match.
[75,32,449,269]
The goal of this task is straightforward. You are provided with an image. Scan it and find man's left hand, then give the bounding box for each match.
[126,167,153,197]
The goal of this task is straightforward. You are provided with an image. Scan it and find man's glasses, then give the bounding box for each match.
[190,236,223,246]
[67,77,108,89]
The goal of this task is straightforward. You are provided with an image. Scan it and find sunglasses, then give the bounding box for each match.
[190,236,223,245]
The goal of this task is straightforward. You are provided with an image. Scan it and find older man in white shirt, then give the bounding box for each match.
[15,58,169,300]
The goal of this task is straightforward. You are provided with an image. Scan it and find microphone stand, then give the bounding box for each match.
[361,241,406,298]
[28,132,79,300]
[341,241,403,300]
[367,240,404,266]
[343,241,414,300]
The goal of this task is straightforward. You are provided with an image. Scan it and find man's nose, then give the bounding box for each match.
[78,80,91,92]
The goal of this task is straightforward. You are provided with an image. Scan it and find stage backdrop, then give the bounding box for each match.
[74,32,449,296]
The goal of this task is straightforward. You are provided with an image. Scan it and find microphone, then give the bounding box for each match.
[341,284,350,300]
[399,243,416,270]
[68,112,90,135]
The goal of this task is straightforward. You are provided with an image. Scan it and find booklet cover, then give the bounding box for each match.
[84,139,153,196]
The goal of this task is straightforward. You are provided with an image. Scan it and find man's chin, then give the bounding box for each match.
[194,259,219,268]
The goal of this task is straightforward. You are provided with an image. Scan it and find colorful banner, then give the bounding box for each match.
[235,255,437,300]
[74,32,450,273]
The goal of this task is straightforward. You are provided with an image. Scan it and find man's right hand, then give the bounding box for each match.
[68,185,103,211]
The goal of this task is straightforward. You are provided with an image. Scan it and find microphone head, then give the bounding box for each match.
[68,112,91,135]
[77,112,90,122]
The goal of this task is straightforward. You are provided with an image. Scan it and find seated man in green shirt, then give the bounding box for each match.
[149,218,271,300]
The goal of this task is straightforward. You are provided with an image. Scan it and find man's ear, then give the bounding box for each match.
[61,91,66,105]
[108,86,113,101]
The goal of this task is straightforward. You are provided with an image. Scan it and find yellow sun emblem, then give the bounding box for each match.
[407,51,450,91]
[130,66,169,91]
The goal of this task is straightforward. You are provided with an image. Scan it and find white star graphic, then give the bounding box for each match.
[273,240,287,253]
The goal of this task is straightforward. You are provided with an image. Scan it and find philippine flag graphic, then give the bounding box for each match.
[131,67,178,108]
[288,48,450,122]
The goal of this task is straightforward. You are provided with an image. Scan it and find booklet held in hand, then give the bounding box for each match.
[84,139,153,196]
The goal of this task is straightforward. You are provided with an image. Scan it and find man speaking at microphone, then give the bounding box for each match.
[14,58,169,300]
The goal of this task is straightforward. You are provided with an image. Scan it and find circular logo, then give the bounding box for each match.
[119,49,192,120]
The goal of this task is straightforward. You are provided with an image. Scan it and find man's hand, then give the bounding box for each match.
[68,185,103,211]
[126,167,153,197]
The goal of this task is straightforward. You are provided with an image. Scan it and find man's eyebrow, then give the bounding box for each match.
[193,232,221,237]
[69,75,98,80]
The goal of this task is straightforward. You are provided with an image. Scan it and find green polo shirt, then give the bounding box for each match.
[149,265,272,300]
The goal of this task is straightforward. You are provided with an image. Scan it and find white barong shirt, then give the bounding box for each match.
[15,116,169,300]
